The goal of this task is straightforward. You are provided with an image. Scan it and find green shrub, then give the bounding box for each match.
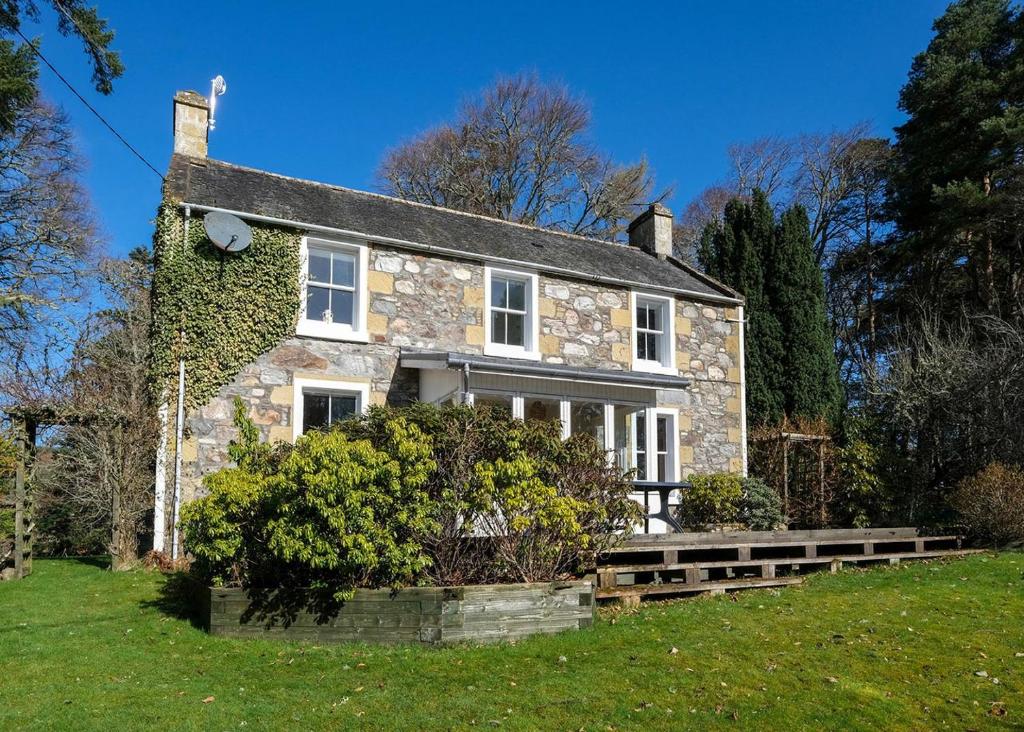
[32,500,107,557]
[678,472,743,527]
[951,462,1024,547]
[1,507,13,564]
[181,401,437,600]
[738,477,784,530]
[833,437,886,528]
[347,403,642,584]
[182,400,642,594]
[0,507,13,540]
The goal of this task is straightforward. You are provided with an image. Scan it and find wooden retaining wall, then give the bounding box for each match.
[207,579,595,645]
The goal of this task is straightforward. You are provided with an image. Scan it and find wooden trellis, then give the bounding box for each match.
[2,406,110,581]
[749,431,831,529]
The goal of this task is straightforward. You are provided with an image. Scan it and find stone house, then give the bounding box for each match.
[152,91,747,552]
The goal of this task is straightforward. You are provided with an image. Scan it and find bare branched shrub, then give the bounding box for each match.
[50,255,157,568]
[951,463,1024,547]
[872,312,1024,522]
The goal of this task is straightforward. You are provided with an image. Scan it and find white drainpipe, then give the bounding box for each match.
[152,397,169,552]
[737,304,748,476]
[170,206,191,560]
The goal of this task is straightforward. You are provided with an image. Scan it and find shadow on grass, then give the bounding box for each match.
[70,555,111,570]
[139,571,208,630]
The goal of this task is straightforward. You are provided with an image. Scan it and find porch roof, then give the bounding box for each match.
[399,349,691,391]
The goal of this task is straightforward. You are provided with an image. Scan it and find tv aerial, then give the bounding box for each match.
[203,211,252,253]
[208,74,227,131]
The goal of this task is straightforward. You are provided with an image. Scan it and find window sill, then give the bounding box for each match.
[631,359,678,376]
[484,343,542,361]
[296,320,369,343]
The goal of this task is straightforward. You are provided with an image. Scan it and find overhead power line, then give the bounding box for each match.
[13,26,164,181]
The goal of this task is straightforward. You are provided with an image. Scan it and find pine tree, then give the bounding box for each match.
[770,204,842,422]
[0,2,123,134]
[887,0,1024,323]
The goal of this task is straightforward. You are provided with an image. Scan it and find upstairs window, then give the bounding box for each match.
[631,292,676,374]
[635,299,664,362]
[307,247,355,325]
[491,276,527,347]
[484,266,539,359]
[297,237,368,341]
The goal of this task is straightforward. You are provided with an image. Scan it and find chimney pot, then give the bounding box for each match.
[173,90,209,158]
[628,203,673,259]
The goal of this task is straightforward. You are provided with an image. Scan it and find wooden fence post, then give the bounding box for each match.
[12,414,29,579]
[782,440,790,527]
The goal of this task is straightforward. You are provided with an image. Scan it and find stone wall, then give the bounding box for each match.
[180,241,744,500]
[665,303,744,476]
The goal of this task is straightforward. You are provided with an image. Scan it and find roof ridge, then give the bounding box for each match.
[198,156,650,254]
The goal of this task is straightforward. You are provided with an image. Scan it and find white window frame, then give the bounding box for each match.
[630,291,676,375]
[484,265,540,361]
[467,388,679,482]
[292,376,370,440]
[296,236,369,342]
[639,407,680,483]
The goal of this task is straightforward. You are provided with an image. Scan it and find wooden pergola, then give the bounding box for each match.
[749,431,831,528]
[2,405,105,580]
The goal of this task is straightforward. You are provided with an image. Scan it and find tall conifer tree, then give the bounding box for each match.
[770,204,842,421]
[699,190,785,426]
[888,0,1024,323]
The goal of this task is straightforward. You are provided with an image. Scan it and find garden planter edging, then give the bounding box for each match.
[207,579,595,645]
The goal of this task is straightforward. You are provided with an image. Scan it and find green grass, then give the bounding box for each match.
[1,555,1022,731]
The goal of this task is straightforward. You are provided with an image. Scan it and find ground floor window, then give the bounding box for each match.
[302,392,357,433]
[468,389,680,482]
[291,377,370,439]
[474,393,513,415]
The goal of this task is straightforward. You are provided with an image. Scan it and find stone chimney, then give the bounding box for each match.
[172,90,209,158]
[628,203,673,259]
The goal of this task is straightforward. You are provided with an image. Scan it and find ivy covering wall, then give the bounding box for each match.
[150,204,302,410]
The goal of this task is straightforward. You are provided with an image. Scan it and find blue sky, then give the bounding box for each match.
[27,1,948,258]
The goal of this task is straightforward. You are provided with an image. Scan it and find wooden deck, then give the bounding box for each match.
[595,527,982,601]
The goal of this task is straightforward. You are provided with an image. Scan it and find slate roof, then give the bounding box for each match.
[164,155,741,302]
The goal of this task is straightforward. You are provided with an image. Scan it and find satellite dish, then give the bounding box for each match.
[203,211,251,253]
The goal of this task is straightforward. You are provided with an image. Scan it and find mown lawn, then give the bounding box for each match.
[0,554,1021,731]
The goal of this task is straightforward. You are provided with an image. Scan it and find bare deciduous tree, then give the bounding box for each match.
[53,253,156,569]
[828,138,893,394]
[674,185,733,263]
[0,99,95,400]
[871,312,1024,522]
[792,122,874,264]
[378,75,666,240]
[728,135,797,200]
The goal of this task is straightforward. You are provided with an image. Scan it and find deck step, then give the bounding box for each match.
[596,576,803,599]
[597,548,984,574]
[604,535,962,554]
